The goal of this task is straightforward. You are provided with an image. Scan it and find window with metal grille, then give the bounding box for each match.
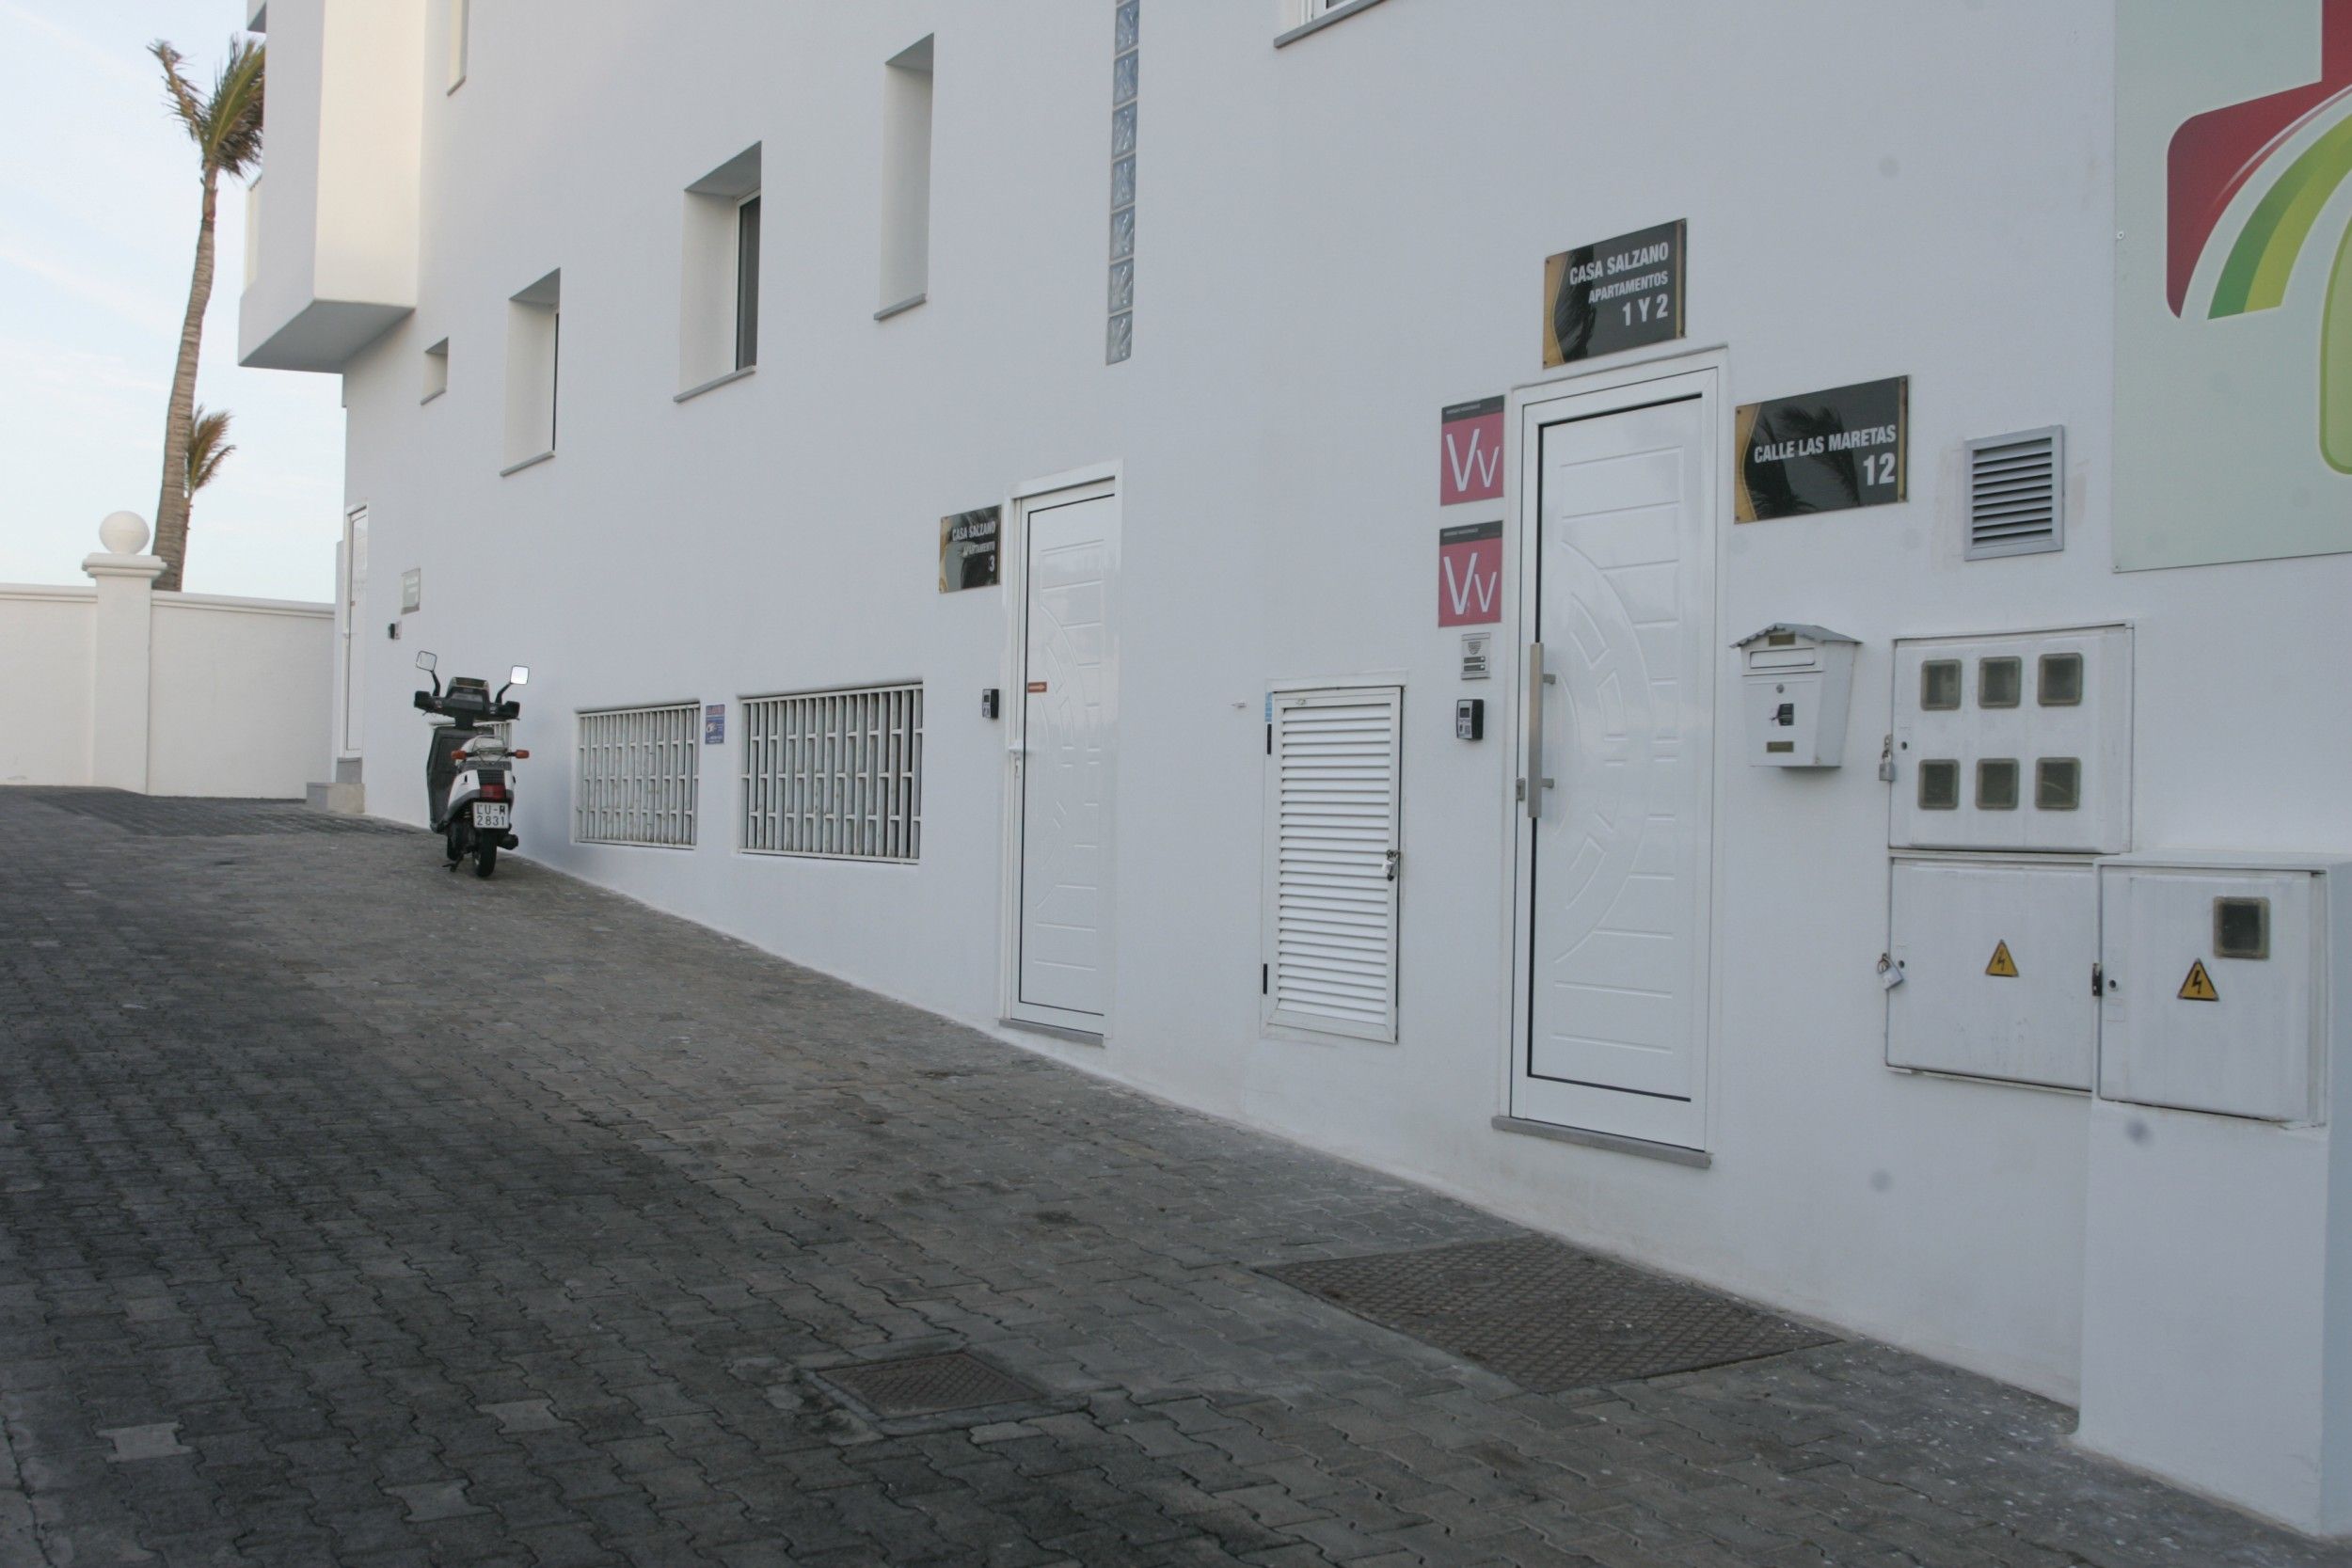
[1263,685,1403,1042]
[739,684,923,861]
[575,704,699,847]
[1963,427,2063,560]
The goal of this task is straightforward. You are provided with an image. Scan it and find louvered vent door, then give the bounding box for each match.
[1964,427,2064,559]
[1265,687,1403,1042]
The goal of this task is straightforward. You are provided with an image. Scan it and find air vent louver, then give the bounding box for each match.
[1964,427,2064,560]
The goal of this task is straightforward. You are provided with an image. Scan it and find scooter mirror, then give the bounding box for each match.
[508,665,530,687]
[415,651,437,673]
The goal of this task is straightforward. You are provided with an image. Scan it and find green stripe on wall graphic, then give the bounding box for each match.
[2212,112,2352,319]
[2325,220,2352,472]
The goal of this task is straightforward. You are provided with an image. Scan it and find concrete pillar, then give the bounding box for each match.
[82,512,166,793]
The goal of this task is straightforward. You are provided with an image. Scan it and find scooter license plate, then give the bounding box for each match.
[472,803,511,830]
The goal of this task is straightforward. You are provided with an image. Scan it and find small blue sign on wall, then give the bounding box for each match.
[705,704,725,745]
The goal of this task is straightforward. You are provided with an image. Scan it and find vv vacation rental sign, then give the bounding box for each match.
[1735,377,1908,522]
[1439,396,1504,504]
[2117,1,2352,569]
[1438,520,1502,626]
[1543,220,1685,366]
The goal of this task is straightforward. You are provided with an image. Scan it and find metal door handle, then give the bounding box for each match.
[1523,643,1546,819]
[1384,848,1400,882]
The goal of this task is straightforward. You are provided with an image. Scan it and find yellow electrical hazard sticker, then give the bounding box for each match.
[1984,941,2018,978]
[2179,960,2218,1002]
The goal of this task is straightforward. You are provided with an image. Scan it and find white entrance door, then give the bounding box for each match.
[341,505,369,757]
[1512,381,1715,1149]
[1012,489,1119,1033]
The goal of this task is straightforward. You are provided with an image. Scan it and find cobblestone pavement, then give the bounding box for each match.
[2,789,2344,1568]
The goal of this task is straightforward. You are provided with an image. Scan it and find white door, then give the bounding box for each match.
[1264,685,1404,1042]
[1513,384,1715,1148]
[341,505,369,757]
[1012,490,1118,1032]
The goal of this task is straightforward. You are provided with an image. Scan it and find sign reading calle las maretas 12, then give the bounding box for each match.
[1734,377,1909,522]
[1543,220,1685,366]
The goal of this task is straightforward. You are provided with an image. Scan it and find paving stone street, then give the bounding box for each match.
[2,788,2346,1568]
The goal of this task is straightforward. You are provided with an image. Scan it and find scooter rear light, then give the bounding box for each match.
[480,784,508,801]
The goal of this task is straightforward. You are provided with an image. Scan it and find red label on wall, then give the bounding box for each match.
[1438,520,1502,626]
[1439,395,1505,504]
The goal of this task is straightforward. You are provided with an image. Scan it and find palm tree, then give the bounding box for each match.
[150,38,264,594]
[183,404,237,525]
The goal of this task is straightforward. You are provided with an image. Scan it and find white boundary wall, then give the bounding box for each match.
[0,554,331,798]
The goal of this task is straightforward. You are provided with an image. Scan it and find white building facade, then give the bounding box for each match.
[245,0,2352,1532]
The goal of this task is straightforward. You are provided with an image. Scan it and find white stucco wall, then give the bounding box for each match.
[0,586,95,786]
[149,594,334,798]
[290,0,2352,1472]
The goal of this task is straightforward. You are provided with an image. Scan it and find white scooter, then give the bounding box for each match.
[411,651,530,878]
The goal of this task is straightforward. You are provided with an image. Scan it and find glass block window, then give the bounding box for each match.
[739,684,924,862]
[1106,0,1137,363]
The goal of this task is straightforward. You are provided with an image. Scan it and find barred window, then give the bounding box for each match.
[575,703,699,847]
[740,684,923,861]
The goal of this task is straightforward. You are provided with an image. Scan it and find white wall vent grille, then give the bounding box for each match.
[1263,686,1403,1042]
[1963,426,2064,560]
[740,684,923,862]
[575,703,699,847]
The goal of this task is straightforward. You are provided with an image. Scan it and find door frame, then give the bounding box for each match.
[997,460,1123,1038]
[338,502,370,761]
[1502,349,1729,1153]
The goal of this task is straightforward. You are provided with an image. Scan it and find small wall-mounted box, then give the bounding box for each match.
[1732,624,1858,768]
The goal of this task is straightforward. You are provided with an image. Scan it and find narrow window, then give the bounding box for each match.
[677,145,761,398]
[421,338,449,404]
[447,0,469,90]
[501,270,559,471]
[1105,3,1137,362]
[878,37,934,318]
[735,196,761,371]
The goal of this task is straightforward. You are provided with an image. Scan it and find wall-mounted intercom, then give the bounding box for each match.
[1455,698,1484,740]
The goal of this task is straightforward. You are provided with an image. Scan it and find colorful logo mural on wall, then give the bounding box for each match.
[2119,1,2352,571]
[2167,0,2352,471]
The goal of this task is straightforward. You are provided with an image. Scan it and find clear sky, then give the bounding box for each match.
[0,1,343,601]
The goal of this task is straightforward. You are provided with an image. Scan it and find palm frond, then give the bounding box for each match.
[184,405,236,497]
[204,40,266,178]
[150,40,205,144]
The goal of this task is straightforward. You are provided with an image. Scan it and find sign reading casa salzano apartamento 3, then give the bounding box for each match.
[1735,376,1908,522]
[1543,220,1685,366]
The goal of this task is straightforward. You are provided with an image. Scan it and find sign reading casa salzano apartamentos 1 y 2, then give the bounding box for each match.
[1543,220,1685,366]
[1734,377,1908,522]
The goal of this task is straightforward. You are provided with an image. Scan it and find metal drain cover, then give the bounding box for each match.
[1264,1234,1834,1392]
[815,1353,1037,1418]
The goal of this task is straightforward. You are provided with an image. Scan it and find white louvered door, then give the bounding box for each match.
[1264,686,1404,1042]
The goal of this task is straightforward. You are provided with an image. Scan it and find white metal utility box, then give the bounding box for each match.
[1733,624,1856,768]
[2076,851,2352,1533]
[2097,854,2337,1125]
[1886,856,2094,1090]
[1889,625,2130,853]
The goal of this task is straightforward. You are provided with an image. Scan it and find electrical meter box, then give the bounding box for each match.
[1732,625,1857,768]
[1889,625,2131,853]
[1886,855,2095,1089]
[2096,853,2345,1124]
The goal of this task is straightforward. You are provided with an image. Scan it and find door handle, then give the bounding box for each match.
[1384,847,1400,882]
[1523,642,1549,819]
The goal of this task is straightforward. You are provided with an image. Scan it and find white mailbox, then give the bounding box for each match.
[1732,624,1857,768]
[2096,853,2343,1124]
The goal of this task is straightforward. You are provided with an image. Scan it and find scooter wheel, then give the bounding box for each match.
[473,840,499,878]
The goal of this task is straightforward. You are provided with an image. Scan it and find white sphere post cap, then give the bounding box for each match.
[99,511,151,555]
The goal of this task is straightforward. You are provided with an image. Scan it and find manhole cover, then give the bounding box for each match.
[815,1353,1037,1418]
[1264,1234,1834,1392]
